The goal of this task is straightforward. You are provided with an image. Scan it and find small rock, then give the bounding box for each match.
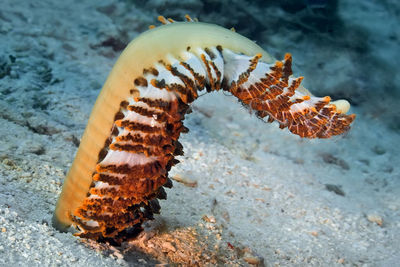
[9,70,19,79]
[337,258,345,264]
[161,241,176,252]
[310,231,318,237]
[138,259,147,264]
[243,255,263,265]
[325,184,345,196]
[171,174,197,187]
[367,214,383,226]
[202,215,216,223]
[321,153,350,170]
[372,145,386,155]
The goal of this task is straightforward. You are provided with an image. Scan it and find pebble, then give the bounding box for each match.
[162,241,176,252]
[337,258,345,264]
[171,174,197,187]
[367,214,383,226]
[310,231,318,237]
[202,215,216,223]
[9,70,19,79]
[138,259,147,264]
[243,255,263,265]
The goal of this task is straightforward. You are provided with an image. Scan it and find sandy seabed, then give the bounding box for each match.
[0,0,399,266]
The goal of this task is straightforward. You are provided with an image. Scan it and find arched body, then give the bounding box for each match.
[53,18,355,242]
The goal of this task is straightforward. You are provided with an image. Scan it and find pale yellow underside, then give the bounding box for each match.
[53,22,350,231]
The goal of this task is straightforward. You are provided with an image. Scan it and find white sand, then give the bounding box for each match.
[1,0,399,266]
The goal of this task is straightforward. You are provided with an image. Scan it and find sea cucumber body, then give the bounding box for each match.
[53,22,271,233]
[53,21,355,241]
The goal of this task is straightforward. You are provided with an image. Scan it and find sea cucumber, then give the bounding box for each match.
[52,16,355,243]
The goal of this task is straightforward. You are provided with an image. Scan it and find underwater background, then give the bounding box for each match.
[0,0,399,265]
